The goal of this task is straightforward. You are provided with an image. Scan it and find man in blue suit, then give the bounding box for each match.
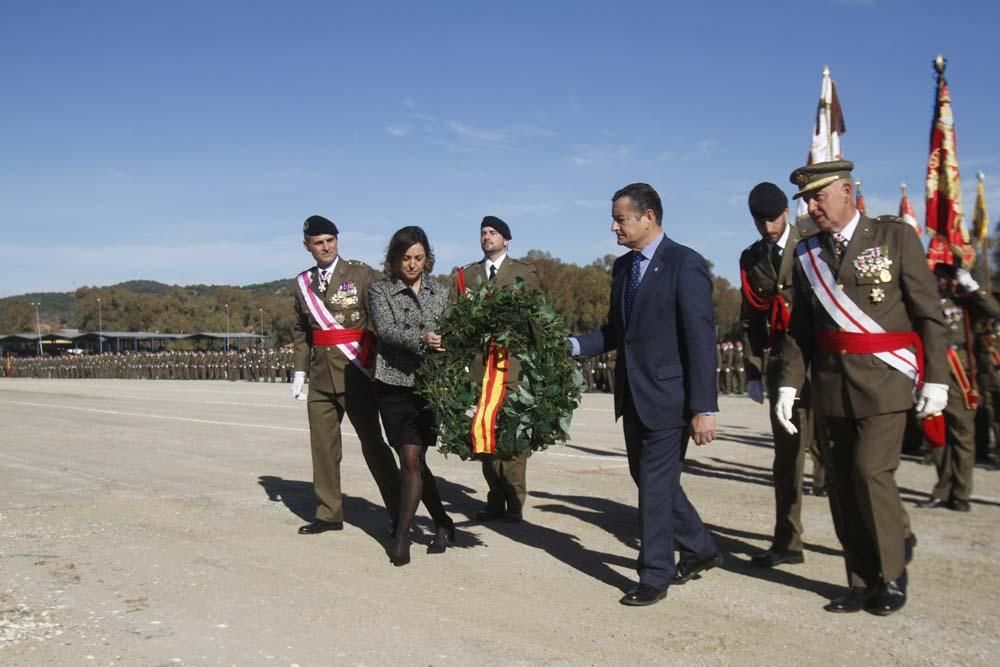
[571,183,722,606]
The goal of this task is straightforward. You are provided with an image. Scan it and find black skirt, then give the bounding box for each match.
[375,381,438,448]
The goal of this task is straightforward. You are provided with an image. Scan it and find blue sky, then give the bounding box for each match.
[2,0,998,297]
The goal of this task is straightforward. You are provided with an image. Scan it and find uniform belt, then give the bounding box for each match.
[816,330,925,386]
[311,328,375,368]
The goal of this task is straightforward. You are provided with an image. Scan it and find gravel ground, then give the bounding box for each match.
[1,379,998,667]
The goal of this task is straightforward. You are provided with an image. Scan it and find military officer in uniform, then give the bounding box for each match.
[973,314,1000,463]
[291,214,401,535]
[917,262,1000,511]
[777,161,948,616]
[739,181,818,568]
[458,216,540,523]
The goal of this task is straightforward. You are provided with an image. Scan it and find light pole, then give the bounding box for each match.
[224,304,230,352]
[96,297,103,355]
[258,307,264,349]
[30,301,42,356]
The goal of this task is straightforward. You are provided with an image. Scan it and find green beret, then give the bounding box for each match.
[789,160,854,199]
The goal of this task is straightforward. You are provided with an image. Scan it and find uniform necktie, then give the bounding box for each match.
[624,251,645,322]
[489,264,497,282]
[770,244,782,275]
[831,232,848,268]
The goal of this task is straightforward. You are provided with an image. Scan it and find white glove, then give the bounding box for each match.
[774,387,798,435]
[292,371,307,401]
[955,268,980,293]
[747,380,765,404]
[915,382,949,418]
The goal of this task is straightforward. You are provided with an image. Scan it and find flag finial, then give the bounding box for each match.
[934,54,946,76]
[900,182,908,194]
[822,64,830,77]
[978,171,985,184]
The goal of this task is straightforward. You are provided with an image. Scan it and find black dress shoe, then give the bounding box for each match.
[619,584,667,606]
[917,496,947,509]
[427,521,456,555]
[298,520,344,535]
[475,509,506,522]
[750,549,804,568]
[947,498,971,512]
[502,511,523,523]
[672,552,723,585]
[812,486,828,497]
[905,534,918,565]
[824,587,871,613]
[864,572,907,616]
[389,537,411,566]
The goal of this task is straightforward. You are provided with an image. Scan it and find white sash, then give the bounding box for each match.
[796,237,919,381]
[296,270,363,366]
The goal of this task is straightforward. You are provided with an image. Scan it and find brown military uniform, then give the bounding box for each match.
[293,258,400,523]
[973,318,1000,461]
[740,224,822,553]
[459,256,540,517]
[929,287,1000,502]
[781,215,948,588]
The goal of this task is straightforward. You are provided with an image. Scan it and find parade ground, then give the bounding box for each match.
[2,379,999,667]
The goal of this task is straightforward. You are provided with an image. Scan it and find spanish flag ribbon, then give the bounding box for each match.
[471,339,508,455]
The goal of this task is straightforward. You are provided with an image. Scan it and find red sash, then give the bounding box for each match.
[312,328,375,369]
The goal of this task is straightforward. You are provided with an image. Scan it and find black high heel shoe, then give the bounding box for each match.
[389,536,411,566]
[427,521,456,555]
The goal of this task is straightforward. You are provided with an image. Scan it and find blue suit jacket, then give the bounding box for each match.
[577,235,718,429]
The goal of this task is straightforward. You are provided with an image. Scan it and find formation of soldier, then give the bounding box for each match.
[717,341,746,395]
[1,348,296,382]
[577,351,616,393]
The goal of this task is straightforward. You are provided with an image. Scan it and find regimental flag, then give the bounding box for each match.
[973,171,990,243]
[797,66,847,225]
[855,180,867,215]
[925,55,974,269]
[899,183,922,236]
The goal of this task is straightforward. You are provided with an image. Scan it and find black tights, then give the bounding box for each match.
[395,444,450,542]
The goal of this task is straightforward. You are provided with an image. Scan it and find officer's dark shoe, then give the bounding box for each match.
[475,508,506,522]
[947,498,971,512]
[619,584,667,607]
[864,571,907,616]
[824,587,871,613]
[905,534,918,565]
[298,520,344,535]
[672,552,723,585]
[811,486,828,497]
[750,549,804,568]
[916,496,947,509]
[502,511,523,523]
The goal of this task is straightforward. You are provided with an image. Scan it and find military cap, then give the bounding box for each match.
[789,160,854,199]
[481,215,511,240]
[303,215,338,237]
[748,182,788,220]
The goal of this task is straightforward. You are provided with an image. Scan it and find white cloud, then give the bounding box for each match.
[385,124,410,137]
[447,121,507,143]
[571,143,630,166]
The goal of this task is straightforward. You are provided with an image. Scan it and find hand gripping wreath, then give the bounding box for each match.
[415,278,584,459]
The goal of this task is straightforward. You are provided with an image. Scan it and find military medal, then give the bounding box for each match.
[350,311,361,322]
[870,287,885,304]
[853,246,893,284]
[334,313,346,324]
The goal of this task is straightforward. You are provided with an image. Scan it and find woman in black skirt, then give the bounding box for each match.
[367,226,454,566]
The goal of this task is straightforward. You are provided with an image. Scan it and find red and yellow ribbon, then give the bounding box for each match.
[471,340,508,455]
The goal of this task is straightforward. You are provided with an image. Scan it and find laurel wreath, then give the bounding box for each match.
[415,280,584,459]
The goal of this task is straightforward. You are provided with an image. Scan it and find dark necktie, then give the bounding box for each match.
[624,251,644,321]
[489,264,497,282]
[770,244,782,275]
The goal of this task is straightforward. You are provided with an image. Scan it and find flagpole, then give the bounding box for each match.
[823,65,833,158]
[981,171,992,293]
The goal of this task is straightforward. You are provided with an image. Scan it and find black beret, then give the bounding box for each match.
[748,182,788,220]
[303,215,338,237]
[481,215,511,240]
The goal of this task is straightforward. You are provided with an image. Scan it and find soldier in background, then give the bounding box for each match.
[917,262,1000,512]
[973,316,1000,464]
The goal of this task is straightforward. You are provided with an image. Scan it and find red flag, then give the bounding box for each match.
[899,183,922,237]
[925,55,974,269]
[855,180,867,215]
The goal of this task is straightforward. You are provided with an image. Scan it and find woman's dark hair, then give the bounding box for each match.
[383,225,435,279]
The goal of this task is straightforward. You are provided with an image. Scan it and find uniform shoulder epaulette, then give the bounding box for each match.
[509,257,534,267]
[461,260,482,270]
[795,224,821,239]
[874,215,906,225]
